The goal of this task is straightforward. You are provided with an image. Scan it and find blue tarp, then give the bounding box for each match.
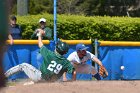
[98,46,140,80]
[3,41,92,80]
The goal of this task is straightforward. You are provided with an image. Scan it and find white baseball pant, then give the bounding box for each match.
[74,64,97,75]
[5,63,42,82]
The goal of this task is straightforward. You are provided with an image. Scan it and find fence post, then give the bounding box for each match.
[54,0,57,43]
[94,39,98,71]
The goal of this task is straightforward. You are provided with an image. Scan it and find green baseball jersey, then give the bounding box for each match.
[39,46,74,81]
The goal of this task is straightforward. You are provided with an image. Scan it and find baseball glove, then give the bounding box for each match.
[99,66,108,78]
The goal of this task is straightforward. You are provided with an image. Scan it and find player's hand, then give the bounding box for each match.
[99,65,108,78]
[63,77,68,82]
[36,29,45,36]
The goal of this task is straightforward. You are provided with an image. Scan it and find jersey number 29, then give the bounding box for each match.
[47,61,62,74]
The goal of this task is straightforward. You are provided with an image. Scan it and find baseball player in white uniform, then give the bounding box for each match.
[63,43,106,81]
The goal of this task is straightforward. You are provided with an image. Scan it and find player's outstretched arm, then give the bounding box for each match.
[93,57,108,78]
[63,72,67,81]
[72,70,76,81]
[92,57,103,66]
[38,32,44,48]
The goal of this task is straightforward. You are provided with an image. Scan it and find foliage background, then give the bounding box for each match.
[17,14,140,41]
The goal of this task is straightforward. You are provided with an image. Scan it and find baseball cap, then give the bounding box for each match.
[39,18,46,23]
[10,15,17,20]
[76,43,89,51]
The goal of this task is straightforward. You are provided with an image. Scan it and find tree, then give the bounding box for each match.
[10,0,140,17]
[28,0,53,14]
[17,0,28,16]
[57,0,80,14]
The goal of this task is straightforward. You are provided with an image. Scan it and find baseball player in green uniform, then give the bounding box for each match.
[5,30,76,82]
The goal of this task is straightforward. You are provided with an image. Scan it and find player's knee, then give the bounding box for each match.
[32,73,42,82]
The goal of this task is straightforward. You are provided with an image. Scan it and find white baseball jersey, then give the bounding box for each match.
[67,51,95,65]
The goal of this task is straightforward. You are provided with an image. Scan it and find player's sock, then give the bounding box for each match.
[92,73,101,80]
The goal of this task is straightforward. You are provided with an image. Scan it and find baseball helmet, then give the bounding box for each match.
[56,41,69,55]
[76,43,89,51]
